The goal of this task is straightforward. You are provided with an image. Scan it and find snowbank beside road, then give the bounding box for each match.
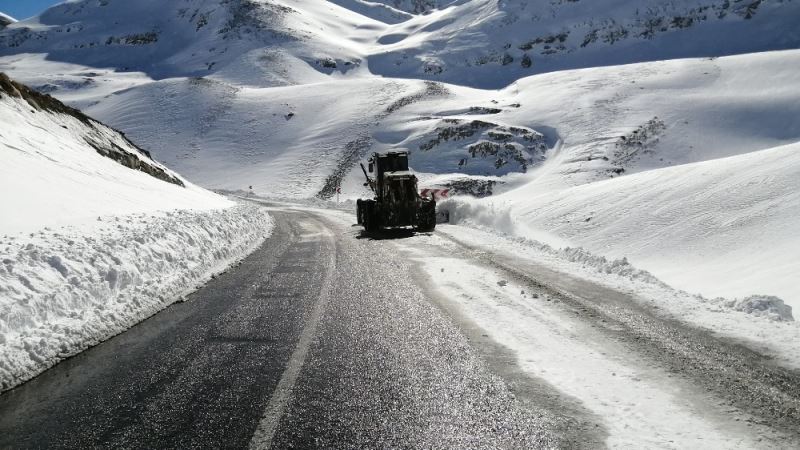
[439,140,800,313]
[396,234,797,447]
[427,224,800,369]
[0,203,273,391]
[0,75,274,391]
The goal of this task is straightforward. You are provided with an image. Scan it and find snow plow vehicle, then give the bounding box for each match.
[356,151,436,232]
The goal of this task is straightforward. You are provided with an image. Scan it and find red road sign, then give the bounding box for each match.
[420,188,450,201]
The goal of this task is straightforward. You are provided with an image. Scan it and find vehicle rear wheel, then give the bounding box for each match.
[363,201,380,232]
[416,200,436,232]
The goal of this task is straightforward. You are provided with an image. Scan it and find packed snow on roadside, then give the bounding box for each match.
[0,205,272,391]
[0,76,273,391]
[393,235,791,449]
[426,221,800,368]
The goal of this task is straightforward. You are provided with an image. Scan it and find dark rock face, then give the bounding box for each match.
[443,178,501,198]
[613,116,667,165]
[385,0,442,14]
[0,13,15,28]
[414,118,548,175]
[0,72,184,187]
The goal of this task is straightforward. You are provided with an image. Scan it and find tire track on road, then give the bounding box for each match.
[421,228,800,447]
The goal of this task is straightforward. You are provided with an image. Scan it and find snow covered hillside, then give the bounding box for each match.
[367,0,800,87]
[1,0,796,191]
[0,12,15,28]
[2,0,797,88]
[0,1,797,347]
[429,50,800,310]
[0,74,272,391]
[0,0,374,84]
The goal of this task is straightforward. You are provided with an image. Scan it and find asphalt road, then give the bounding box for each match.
[0,206,599,449]
[2,204,799,448]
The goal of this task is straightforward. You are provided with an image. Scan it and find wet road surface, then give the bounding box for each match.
[0,207,598,449]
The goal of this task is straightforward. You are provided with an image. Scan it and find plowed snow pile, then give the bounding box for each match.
[0,77,272,391]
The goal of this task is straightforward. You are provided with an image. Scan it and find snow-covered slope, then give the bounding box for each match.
[442,139,800,309]
[0,12,15,28]
[327,0,414,23]
[0,72,197,230]
[0,0,376,85]
[370,0,446,14]
[0,0,796,189]
[368,0,800,87]
[398,49,798,308]
[0,74,272,391]
[2,0,797,89]
[511,142,799,308]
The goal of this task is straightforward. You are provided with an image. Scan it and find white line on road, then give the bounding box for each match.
[249,222,337,449]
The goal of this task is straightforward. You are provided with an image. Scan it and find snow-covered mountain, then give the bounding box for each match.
[0,0,374,84]
[0,1,798,314]
[368,0,800,87]
[4,0,796,192]
[0,12,15,28]
[2,0,797,87]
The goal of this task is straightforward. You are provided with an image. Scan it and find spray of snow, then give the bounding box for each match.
[726,296,794,322]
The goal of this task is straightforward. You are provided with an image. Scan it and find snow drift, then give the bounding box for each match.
[0,205,272,391]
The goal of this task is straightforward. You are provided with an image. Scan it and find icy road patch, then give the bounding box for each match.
[0,203,273,392]
[391,230,795,449]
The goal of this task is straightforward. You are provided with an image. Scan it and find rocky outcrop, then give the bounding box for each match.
[0,12,15,28]
[0,73,184,186]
